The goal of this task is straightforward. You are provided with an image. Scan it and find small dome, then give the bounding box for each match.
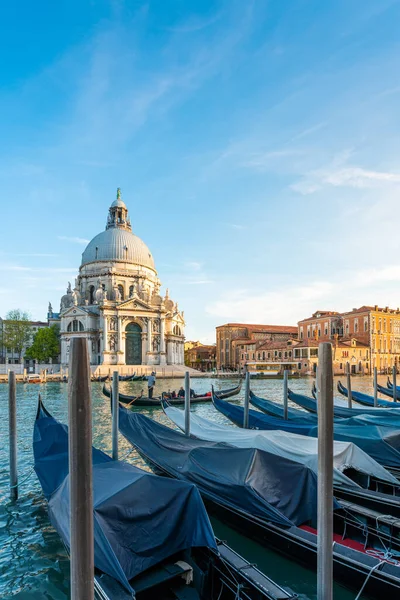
[111,198,127,209]
[81,228,155,271]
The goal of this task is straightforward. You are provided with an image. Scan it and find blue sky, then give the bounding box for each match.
[1,0,400,342]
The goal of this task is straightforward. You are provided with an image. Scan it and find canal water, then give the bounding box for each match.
[0,374,388,599]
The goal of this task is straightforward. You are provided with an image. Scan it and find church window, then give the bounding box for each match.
[67,322,72,332]
[129,285,134,297]
[73,320,78,332]
[89,285,95,304]
[262,351,265,360]
[79,321,84,331]
[173,325,182,336]
[118,284,124,300]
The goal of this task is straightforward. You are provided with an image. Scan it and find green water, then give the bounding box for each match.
[0,375,385,599]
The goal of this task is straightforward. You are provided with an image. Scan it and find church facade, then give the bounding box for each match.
[51,190,185,367]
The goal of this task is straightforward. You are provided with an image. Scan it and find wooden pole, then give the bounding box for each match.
[283,369,289,420]
[346,362,352,409]
[393,365,397,403]
[243,371,250,428]
[68,338,94,600]
[9,371,18,501]
[373,366,378,407]
[317,342,334,600]
[184,371,190,437]
[112,371,119,460]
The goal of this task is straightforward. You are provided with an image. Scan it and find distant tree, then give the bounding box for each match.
[25,325,60,363]
[3,309,32,361]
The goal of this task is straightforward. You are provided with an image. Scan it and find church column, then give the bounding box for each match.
[147,318,152,353]
[159,317,167,365]
[117,317,123,363]
[160,318,166,352]
[141,331,147,365]
[103,315,108,355]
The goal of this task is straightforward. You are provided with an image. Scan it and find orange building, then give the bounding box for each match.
[186,344,216,372]
[216,323,297,370]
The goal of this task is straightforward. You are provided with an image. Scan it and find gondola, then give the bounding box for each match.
[388,378,400,395]
[163,400,400,516]
[102,380,241,408]
[248,387,400,424]
[212,394,400,473]
[118,404,400,598]
[33,397,296,600]
[288,385,400,418]
[337,380,399,408]
[92,374,109,382]
[377,383,400,401]
[119,372,137,381]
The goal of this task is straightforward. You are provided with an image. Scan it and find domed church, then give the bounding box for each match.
[54,189,185,367]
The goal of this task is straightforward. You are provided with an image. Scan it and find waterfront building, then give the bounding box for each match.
[186,344,216,372]
[298,305,400,373]
[216,323,297,370]
[243,336,370,376]
[51,189,185,367]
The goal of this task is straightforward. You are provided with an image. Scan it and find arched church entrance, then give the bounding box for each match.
[125,322,142,364]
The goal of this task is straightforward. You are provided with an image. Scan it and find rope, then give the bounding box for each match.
[354,560,385,600]
[119,447,136,462]
[10,467,35,489]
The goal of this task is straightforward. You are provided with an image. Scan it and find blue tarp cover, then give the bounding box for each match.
[118,404,320,529]
[33,403,216,593]
[213,396,400,469]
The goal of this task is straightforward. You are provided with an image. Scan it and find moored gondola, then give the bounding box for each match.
[118,405,400,598]
[212,394,400,473]
[34,397,296,600]
[102,380,242,408]
[163,400,400,517]
[337,380,398,407]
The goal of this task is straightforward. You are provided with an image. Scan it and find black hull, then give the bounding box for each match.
[103,381,241,407]
[135,451,400,599]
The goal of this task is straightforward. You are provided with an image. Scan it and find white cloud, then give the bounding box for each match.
[206,265,400,326]
[184,261,203,271]
[292,162,400,195]
[227,223,246,230]
[58,236,89,244]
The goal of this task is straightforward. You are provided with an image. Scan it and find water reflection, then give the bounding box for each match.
[0,375,383,598]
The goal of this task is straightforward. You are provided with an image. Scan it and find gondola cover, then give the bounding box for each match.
[163,403,399,489]
[213,395,400,469]
[33,401,216,594]
[119,405,320,528]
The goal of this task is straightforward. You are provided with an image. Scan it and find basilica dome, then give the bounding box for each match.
[81,189,156,271]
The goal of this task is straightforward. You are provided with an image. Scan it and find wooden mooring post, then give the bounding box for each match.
[317,342,334,600]
[243,371,250,428]
[373,366,378,407]
[184,371,190,437]
[68,338,94,600]
[112,371,119,460]
[346,362,352,409]
[393,365,397,403]
[283,369,288,420]
[9,371,18,501]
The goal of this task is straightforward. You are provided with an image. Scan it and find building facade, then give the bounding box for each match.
[216,323,298,370]
[186,344,216,372]
[52,190,185,367]
[298,305,400,373]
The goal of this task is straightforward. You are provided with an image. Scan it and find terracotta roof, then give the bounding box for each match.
[341,306,374,315]
[257,340,299,351]
[292,338,319,348]
[298,311,340,323]
[336,340,369,348]
[216,323,297,332]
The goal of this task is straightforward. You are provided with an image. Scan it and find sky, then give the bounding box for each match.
[1,0,400,343]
